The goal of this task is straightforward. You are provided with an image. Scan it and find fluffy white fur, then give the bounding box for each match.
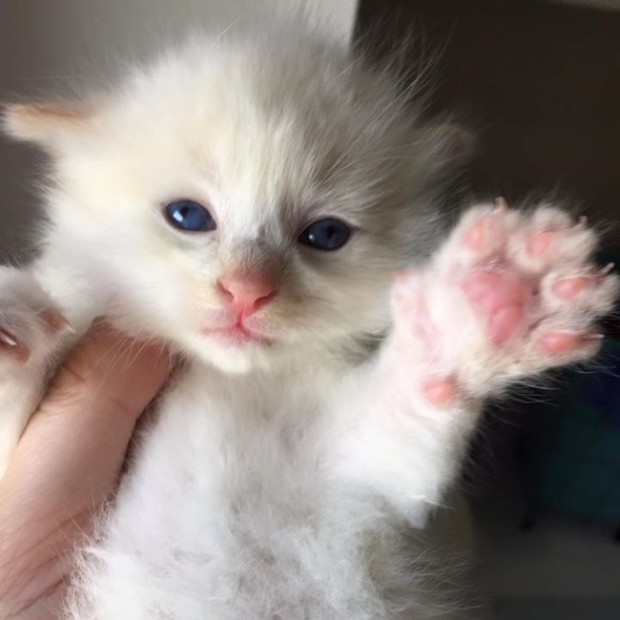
[0,20,616,620]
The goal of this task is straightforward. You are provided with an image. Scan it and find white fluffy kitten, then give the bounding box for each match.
[0,21,617,620]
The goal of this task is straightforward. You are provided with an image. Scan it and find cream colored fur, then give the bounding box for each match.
[0,20,615,620]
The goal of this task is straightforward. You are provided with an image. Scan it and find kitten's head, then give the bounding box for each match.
[4,28,462,373]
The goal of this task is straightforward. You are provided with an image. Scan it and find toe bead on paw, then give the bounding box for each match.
[0,268,71,367]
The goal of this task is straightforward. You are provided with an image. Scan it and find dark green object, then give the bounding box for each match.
[529,337,620,521]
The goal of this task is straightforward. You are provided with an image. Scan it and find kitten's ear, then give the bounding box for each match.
[2,102,96,152]
[423,122,476,165]
[414,122,475,186]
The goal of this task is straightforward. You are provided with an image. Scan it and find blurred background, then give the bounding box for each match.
[356,2,620,619]
[1,1,619,618]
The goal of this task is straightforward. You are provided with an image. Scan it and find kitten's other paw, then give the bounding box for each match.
[0,268,70,477]
[392,200,619,402]
[0,267,70,370]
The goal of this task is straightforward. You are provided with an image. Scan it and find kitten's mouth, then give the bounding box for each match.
[202,322,272,347]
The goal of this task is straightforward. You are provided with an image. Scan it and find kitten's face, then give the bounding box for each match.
[7,38,446,372]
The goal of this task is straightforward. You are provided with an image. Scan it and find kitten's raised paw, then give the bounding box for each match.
[392,200,619,401]
[0,267,70,369]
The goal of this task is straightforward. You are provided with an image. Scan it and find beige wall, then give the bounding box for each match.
[0,0,358,258]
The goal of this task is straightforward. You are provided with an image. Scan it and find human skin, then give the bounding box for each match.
[0,323,172,619]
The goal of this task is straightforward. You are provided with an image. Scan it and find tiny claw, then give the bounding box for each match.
[494,196,508,212]
[584,333,604,341]
[575,215,588,229]
[600,263,615,276]
[0,329,18,348]
[0,328,30,363]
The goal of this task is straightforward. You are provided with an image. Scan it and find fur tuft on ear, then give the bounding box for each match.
[2,102,94,150]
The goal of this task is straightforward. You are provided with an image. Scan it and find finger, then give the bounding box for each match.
[0,322,172,613]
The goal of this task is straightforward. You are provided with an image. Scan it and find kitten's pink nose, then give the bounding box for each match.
[218,272,278,316]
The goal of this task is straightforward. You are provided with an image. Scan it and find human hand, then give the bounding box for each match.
[0,322,171,619]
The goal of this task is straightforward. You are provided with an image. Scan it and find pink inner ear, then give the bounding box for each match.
[4,102,94,145]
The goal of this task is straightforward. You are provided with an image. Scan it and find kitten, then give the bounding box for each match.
[0,20,617,620]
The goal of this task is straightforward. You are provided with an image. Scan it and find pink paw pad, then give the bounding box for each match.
[538,332,601,356]
[519,214,596,270]
[462,270,530,344]
[552,276,592,300]
[464,211,502,251]
[460,199,519,260]
[423,377,458,407]
[527,231,555,257]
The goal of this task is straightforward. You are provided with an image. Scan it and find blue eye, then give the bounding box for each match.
[164,199,216,232]
[298,218,351,251]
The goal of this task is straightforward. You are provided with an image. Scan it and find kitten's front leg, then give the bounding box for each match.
[331,201,618,523]
[0,267,72,477]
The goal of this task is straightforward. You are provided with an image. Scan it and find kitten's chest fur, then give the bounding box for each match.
[136,361,333,514]
[93,361,393,619]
